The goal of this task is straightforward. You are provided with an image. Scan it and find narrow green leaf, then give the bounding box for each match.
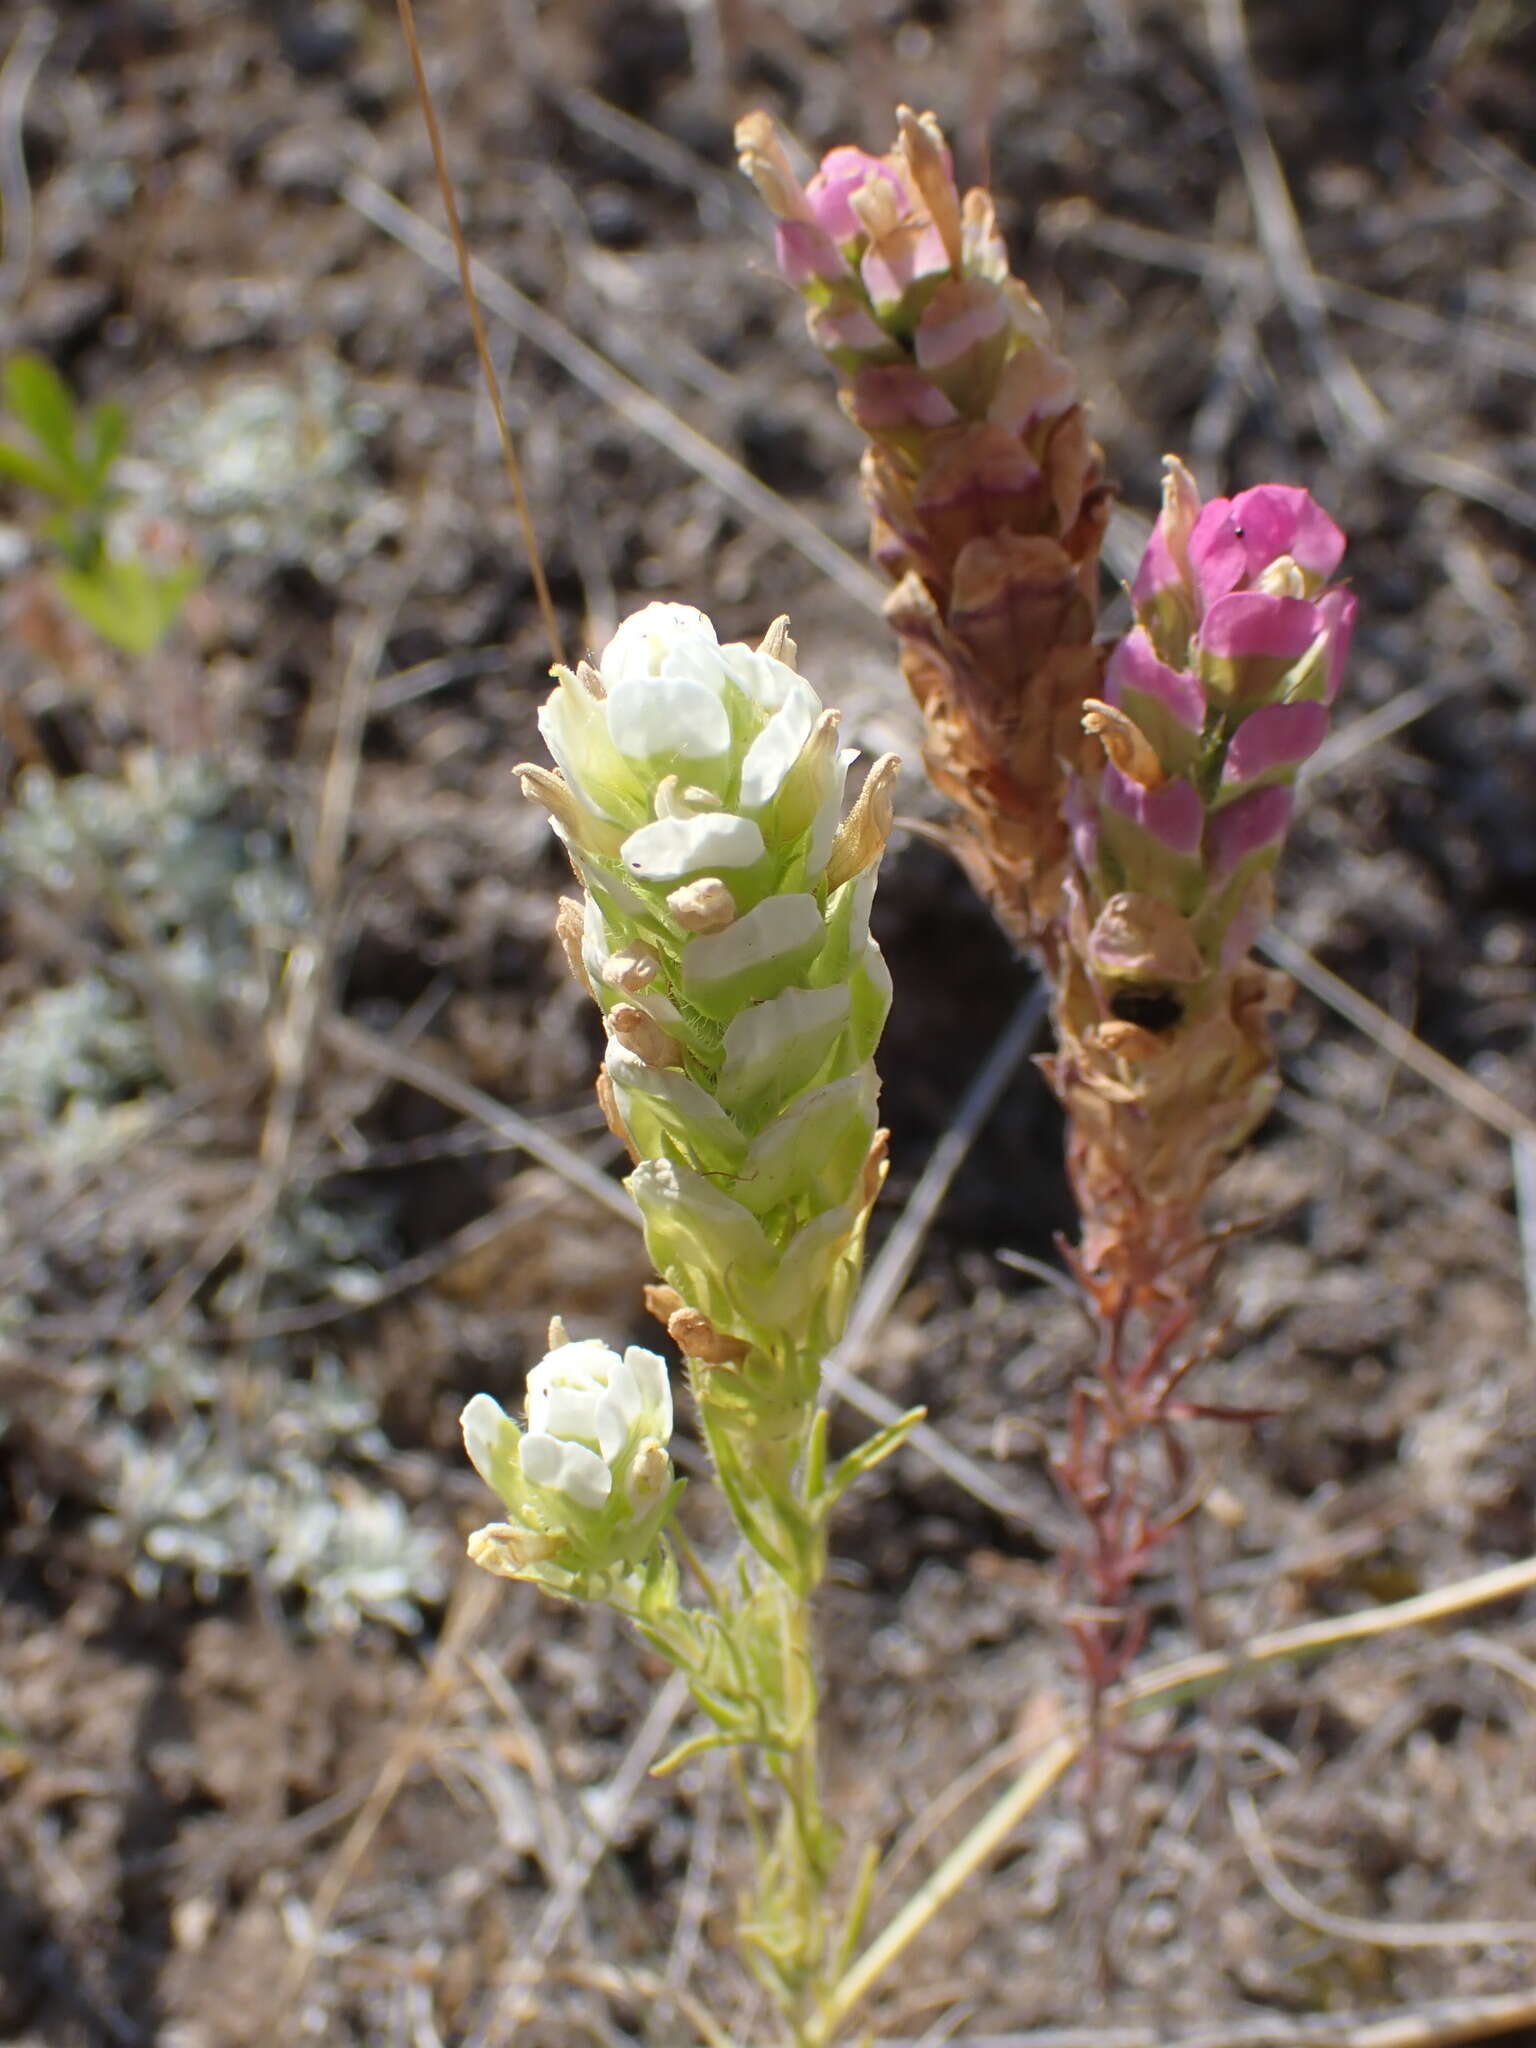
[4,354,80,473]
[86,399,128,484]
[52,557,199,655]
[826,1405,927,1505]
[0,435,74,502]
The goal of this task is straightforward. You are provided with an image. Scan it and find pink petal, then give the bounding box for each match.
[1199,592,1321,662]
[847,365,959,431]
[1130,517,1181,606]
[1101,765,1204,856]
[1206,785,1293,879]
[914,280,1008,371]
[1228,483,1346,581]
[1107,627,1205,731]
[807,301,890,355]
[1187,497,1246,603]
[860,220,954,313]
[1317,586,1357,702]
[774,219,849,288]
[1221,700,1329,784]
[805,147,901,243]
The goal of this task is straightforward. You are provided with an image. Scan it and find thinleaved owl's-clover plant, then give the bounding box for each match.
[460,604,918,2034]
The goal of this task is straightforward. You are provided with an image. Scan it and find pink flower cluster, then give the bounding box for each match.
[1080,461,1356,961]
[737,109,1072,447]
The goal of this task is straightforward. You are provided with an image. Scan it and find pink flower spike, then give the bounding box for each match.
[1187,497,1247,604]
[847,364,959,431]
[1229,483,1346,582]
[1102,765,1204,856]
[1206,785,1293,880]
[774,218,850,289]
[1317,586,1358,702]
[1107,627,1205,732]
[1220,700,1329,785]
[1199,592,1321,663]
[805,147,901,243]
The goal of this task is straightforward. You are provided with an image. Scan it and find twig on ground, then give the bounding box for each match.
[469,1671,694,2048]
[1202,0,1386,451]
[0,10,53,307]
[1231,1784,1536,1950]
[821,1553,1536,2039]
[342,170,890,619]
[395,0,563,663]
[277,1569,496,2022]
[867,1986,1536,2047]
[1260,927,1536,1148]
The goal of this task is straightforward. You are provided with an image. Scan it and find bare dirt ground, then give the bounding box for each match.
[1,2,1535,2044]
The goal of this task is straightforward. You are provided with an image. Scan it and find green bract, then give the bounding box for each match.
[519,604,896,1410]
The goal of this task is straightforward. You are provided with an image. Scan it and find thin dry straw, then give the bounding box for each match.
[394,0,564,666]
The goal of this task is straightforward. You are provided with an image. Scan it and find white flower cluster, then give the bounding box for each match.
[461,1338,676,1577]
[519,605,895,1371]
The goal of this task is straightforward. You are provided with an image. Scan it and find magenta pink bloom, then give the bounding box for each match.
[1220,700,1328,786]
[1206,785,1294,880]
[1107,627,1205,732]
[1227,483,1346,582]
[1199,592,1321,663]
[914,283,1008,372]
[805,147,902,243]
[1188,487,1347,603]
[1102,766,1204,856]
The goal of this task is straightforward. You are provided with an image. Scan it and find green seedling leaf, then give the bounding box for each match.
[4,354,83,478]
[86,400,128,487]
[824,1405,927,1507]
[0,434,76,503]
[53,556,200,655]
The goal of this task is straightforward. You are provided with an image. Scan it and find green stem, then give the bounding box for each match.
[814,1551,1536,2042]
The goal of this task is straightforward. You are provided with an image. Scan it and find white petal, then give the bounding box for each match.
[528,1339,619,1402]
[520,1433,613,1510]
[595,1375,642,1463]
[806,748,857,876]
[606,677,732,764]
[622,1347,673,1438]
[681,894,823,989]
[540,1386,605,1443]
[621,812,765,881]
[600,603,719,684]
[460,1393,516,1497]
[720,644,816,713]
[738,684,818,810]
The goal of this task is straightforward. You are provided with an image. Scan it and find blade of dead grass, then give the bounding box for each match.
[1260,925,1536,1148]
[342,169,890,618]
[1231,1783,1536,1950]
[276,1568,496,2023]
[467,1671,694,2048]
[395,0,562,665]
[820,1552,1536,2041]
[869,1986,1536,2047]
[824,983,1055,1529]
[1203,0,1386,450]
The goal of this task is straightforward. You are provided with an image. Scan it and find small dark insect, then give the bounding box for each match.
[1109,988,1185,1033]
